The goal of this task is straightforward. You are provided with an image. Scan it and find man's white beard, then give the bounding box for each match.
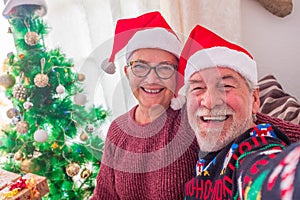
[190,105,253,152]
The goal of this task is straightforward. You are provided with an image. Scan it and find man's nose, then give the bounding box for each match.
[199,88,224,109]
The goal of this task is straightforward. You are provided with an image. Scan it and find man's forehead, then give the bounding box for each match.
[189,67,240,79]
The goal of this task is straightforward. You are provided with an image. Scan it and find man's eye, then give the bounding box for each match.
[190,86,205,92]
[219,84,235,91]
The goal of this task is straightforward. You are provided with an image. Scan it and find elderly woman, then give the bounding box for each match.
[91,11,198,200]
[91,11,300,200]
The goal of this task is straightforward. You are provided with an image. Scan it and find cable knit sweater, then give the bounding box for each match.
[91,105,300,200]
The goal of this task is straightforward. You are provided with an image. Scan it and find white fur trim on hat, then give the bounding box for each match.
[184,46,257,85]
[170,95,186,110]
[125,27,182,62]
[2,0,47,17]
[101,58,116,74]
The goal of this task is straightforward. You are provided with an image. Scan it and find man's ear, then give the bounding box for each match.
[252,87,260,114]
[124,66,129,78]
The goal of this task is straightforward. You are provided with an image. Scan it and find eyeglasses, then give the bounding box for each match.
[127,60,177,79]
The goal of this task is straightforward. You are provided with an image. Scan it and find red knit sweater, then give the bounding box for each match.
[91,105,199,200]
[91,106,300,199]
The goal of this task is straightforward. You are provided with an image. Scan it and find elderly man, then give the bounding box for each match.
[181,25,300,199]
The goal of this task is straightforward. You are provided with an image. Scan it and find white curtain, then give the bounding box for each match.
[0,0,242,137]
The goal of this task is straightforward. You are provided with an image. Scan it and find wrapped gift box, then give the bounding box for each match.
[0,169,49,200]
[0,169,21,190]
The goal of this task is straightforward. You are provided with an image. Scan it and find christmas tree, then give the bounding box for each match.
[0,1,108,199]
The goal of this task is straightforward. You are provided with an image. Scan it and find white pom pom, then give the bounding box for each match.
[170,95,186,110]
[101,58,116,74]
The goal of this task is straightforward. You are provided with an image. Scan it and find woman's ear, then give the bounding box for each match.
[252,87,260,114]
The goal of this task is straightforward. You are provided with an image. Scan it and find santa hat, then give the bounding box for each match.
[2,0,47,17]
[171,25,257,110]
[101,11,182,74]
[179,25,257,88]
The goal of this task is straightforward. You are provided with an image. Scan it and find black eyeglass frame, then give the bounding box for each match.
[127,60,177,80]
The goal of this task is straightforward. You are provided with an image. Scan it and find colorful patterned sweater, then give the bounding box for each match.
[90,103,300,199]
[184,123,300,199]
[91,105,199,200]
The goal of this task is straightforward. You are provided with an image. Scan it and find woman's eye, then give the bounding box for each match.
[133,64,147,69]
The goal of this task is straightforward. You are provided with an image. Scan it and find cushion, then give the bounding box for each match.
[258,74,300,124]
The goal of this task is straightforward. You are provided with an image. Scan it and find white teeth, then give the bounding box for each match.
[144,88,161,93]
[202,116,227,121]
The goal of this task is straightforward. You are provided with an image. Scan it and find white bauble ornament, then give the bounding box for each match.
[34,129,48,142]
[74,93,87,105]
[56,84,65,94]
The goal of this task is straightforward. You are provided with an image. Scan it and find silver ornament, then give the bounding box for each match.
[66,163,80,177]
[24,31,39,46]
[6,108,19,119]
[16,121,29,134]
[0,73,15,88]
[13,84,27,100]
[34,73,49,88]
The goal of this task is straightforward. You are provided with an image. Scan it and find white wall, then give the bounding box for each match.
[241,0,300,101]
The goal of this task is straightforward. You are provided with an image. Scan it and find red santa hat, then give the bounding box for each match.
[101,11,182,74]
[178,25,257,95]
[2,0,47,17]
[171,25,257,110]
